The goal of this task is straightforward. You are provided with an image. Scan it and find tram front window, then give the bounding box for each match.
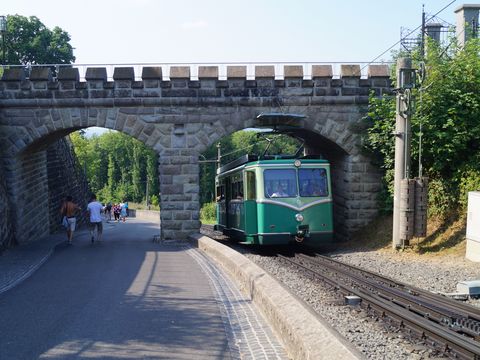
[264,169,297,198]
[299,168,328,197]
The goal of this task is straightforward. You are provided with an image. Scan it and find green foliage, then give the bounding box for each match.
[427,178,456,219]
[362,36,480,216]
[3,15,75,65]
[200,202,216,224]
[150,194,159,207]
[362,92,396,207]
[457,161,480,211]
[70,130,159,204]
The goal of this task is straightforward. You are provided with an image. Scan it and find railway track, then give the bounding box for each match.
[200,224,480,358]
[279,253,480,360]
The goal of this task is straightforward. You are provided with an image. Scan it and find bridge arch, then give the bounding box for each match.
[0,64,391,245]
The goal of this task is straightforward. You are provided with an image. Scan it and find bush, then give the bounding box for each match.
[200,202,216,224]
[458,167,480,211]
[150,194,159,207]
[428,178,456,219]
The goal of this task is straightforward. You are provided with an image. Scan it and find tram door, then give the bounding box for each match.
[224,177,231,229]
[244,170,258,236]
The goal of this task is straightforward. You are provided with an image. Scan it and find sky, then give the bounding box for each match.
[3,0,461,138]
[3,0,460,65]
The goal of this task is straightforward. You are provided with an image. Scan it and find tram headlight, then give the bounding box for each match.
[295,213,304,222]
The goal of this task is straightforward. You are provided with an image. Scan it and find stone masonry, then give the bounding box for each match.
[0,64,392,243]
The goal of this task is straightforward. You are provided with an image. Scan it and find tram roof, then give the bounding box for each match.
[216,154,328,175]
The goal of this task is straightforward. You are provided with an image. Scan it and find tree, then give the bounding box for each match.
[70,130,160,204]
[2,15,75,65]
[362,36,480,215]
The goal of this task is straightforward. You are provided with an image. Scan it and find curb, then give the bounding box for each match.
[0,246,56,296]
[0,232,89,296]
[189,233,363,360]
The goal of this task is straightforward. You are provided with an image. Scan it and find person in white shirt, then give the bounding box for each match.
[87,193,104,243]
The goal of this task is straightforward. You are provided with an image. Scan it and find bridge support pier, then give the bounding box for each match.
[158,149,201,240]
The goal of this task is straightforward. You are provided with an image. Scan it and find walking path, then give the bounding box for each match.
[0,218,289,359]
[0,230,74,295]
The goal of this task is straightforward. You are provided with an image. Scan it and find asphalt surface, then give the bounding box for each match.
[0,219,233,359]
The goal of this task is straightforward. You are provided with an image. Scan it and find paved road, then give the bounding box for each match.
[0,219,233,359]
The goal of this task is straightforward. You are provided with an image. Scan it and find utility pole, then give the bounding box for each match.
[392,57,414,249]
[216,143,221,171]
[0,16,6,65]
[420,5,426,60]
[145,176,149,209]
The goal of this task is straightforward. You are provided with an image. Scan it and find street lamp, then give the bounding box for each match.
[0,16,6,65]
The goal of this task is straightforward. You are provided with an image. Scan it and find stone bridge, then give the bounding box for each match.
[0,63,392,246]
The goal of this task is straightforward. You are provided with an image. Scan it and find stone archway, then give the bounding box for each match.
[0,63,390,244]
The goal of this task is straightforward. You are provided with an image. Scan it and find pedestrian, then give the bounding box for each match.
[87,193,104,243]
[113,203,120,222]
[60,195,80,244]
[120,200,128,223]
[105,202,112,222]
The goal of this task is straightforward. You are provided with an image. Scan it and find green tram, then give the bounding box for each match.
[214,154,333,247]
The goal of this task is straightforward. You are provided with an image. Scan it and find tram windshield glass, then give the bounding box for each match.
[298,168,328,197]
[264,169,297,198]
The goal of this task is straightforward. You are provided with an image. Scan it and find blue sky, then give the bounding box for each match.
[3,0,460,137]
[4,0,459,64]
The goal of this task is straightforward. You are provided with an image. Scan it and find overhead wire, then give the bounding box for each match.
[356,0,458,76]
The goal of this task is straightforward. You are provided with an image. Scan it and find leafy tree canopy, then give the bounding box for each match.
[2,15,75,65]
[362,36,480,215]
[70,130,158,205]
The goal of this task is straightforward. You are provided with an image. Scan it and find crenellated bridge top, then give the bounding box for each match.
[1,62,392,81]
[0,63,393,109]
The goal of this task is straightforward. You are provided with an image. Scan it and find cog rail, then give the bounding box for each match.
[278,253,480,360]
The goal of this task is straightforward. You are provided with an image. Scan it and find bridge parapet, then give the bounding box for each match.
[0,64,392,106]
[1,63,391,80]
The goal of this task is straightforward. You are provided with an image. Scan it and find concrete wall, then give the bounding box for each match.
[133,209,161,224]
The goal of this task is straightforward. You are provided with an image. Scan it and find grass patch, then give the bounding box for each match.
[200,202,216,224]
[129,202,160,211]
[340,213,467,258]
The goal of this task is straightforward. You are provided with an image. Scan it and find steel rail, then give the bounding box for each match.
[278,254,480,360]
[306,253,480,319]
[297,253,480,338]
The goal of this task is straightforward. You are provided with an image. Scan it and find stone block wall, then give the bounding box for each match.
[0,137,90,247]
[0,175,15,251]
[11,151,50,243]
[331,155,382,240]
[47,138,90,233]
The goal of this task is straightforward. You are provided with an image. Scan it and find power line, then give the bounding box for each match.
[358,0,458,75]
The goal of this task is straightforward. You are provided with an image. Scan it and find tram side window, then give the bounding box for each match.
[231,180,244,200]
[299,168,328,197]
[216,184,225,201]
[264,169,297,198]
[245,171,256,200]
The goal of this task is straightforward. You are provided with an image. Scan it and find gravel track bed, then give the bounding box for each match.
[200,226,480,359]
